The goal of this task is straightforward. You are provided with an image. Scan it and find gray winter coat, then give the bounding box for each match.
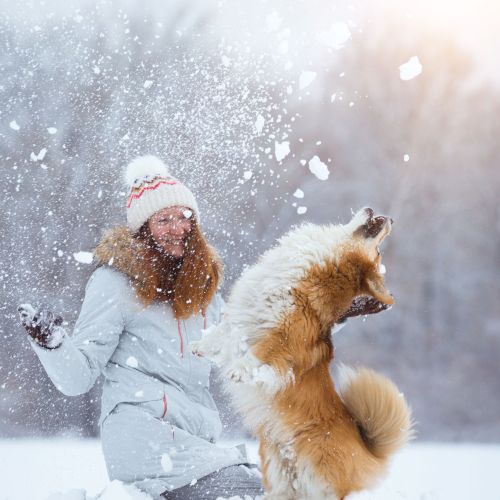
[29,237,248,496]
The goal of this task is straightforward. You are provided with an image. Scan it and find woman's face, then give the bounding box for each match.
[148,206,193,258]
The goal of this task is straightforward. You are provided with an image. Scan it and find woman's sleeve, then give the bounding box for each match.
[29,267,126,396]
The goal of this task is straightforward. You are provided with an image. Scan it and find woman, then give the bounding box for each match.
[18,156,264,499]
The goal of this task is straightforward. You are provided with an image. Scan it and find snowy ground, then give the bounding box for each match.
[1,439,498,500]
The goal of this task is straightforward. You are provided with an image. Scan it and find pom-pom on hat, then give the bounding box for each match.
[125,155,200,232]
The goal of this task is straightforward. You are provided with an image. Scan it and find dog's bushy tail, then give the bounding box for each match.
[338,365,414,460]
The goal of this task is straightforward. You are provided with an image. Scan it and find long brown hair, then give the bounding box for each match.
[135,222,223,319]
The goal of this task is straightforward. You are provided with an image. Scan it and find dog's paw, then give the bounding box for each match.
[253,365,295,394]
[226,360,254,384]
[189,340,205,357]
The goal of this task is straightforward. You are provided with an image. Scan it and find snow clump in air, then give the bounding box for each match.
[275,141,290,162]
[254,114,265,134]
[299,71,317,90]
[293,189,304,198]
[265,11,282,31]
[73,251,93,264]
[30,148,47,162]
[318,22,352,49]
[308,156,330,180]
[9,120,20,130]
[399,56,423,80]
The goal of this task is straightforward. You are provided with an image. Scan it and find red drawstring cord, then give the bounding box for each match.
[177,312,206,357]
[177,319,184,358]
[162,393,168,419]
[161,393,175,438]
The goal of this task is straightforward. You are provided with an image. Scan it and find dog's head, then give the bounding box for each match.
[341,207,394,306]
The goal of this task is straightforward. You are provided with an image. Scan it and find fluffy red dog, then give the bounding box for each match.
[191,208,413,499]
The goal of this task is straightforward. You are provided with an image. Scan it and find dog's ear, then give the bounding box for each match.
[363,271,394,305]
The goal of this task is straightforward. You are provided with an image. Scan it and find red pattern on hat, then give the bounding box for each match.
[126,179,177,208]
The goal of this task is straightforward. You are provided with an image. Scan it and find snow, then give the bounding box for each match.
[72,251,93,264]
[94,481,151,500]
[399,56,423,80]
[9,120,20,130]
[293,188,304,198]
[274,140,290,162]
[47,127,58,134]
[298,70,317,90]
[265,12,282,32]
[46,481,152,500]
[143,80,153,89]
[126,356,138,368]
[1,439,499,500]
[31,148,47,162]
[254,114,265,134]
[297,206,307,215]
[404,153,410,162]
[160,453,173,473]
[308,155,330,180]
[318,22,352,49]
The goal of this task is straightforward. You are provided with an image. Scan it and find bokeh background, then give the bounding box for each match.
[1,0,499,442]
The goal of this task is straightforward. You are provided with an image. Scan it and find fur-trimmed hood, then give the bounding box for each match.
[93,226,153,285]
[93,225,223,316]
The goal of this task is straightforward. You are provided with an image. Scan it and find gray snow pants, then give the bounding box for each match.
[101,400,264,499]
[162,464,264,499]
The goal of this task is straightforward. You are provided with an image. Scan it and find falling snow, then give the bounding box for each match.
[73,251,94,264]
[274,141,290,162]
[308,155,330,180]
[318,22,352,49]
[399,56,423,81]
[299,71,317,90]
[254,115,265,134]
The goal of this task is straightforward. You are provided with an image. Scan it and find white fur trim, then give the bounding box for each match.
[124,155,171,187]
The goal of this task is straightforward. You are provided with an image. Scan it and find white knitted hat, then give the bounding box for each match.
[124,155,200,232]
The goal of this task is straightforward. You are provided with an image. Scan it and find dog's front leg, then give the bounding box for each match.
[189,321,230,366]
[226,350,294,394]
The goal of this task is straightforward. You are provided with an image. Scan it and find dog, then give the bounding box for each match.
[191,208,413,499]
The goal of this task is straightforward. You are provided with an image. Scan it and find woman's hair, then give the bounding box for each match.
[135,221,222,319]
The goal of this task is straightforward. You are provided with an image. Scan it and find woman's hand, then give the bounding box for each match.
[18,303,66,349]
